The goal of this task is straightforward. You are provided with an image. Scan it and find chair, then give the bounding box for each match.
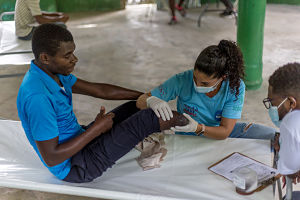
[0,11,15,21]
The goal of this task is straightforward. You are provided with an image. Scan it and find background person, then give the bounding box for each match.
[168,0,235,25]
[15,0,69,40]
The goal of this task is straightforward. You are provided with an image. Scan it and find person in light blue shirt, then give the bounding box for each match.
[137,40,275,140]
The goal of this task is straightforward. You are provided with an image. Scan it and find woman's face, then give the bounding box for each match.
[193,69,221,87]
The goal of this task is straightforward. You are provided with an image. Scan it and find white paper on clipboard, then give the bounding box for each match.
[209,152,278,183]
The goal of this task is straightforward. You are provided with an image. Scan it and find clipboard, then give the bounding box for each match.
[208,152,281,194]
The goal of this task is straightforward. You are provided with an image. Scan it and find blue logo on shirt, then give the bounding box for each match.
[158,85,167,97]
[183,104,198,117]
[215,110,222,121]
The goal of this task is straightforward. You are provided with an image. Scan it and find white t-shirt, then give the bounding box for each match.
[14,0,42,37]
[278,110,300,175]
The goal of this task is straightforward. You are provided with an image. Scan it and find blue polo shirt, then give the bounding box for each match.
[17,61,85,180]
[151,69,245,136]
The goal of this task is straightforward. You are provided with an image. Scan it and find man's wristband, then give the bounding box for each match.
[196,124,205,136]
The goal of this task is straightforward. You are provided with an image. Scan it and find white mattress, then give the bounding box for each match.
[0,21,33,65]
[0,120,274,200]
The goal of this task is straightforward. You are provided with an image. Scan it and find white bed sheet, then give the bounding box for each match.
[0,21,32,53]
[0,120,274,200]
[0,21,33,66]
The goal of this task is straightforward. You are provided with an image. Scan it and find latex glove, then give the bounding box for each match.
[146,96,173,121]
[171,113,198,132]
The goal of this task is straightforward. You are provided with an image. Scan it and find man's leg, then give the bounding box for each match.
[64,109,188,183]
[176,0,186,17]
[178,0,185,7]
[168,0,177,25]
[220,0,234,16]
[110,101,140,125]
[229,122,276,140]
[18,27,36,41]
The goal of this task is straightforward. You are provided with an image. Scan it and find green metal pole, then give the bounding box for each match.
[237,0,266,90]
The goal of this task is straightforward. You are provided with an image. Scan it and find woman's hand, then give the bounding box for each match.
[146,96,173,121]
[170,113,198,132]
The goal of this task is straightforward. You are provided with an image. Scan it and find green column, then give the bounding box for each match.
[237,0,266,90]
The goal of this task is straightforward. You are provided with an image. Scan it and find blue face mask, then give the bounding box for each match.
[193,78,222,94]
[268,98,287,128]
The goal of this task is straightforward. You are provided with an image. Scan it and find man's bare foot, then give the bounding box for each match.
[159,111,189,130]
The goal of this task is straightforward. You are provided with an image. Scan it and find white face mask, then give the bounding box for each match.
[193,78,222,93]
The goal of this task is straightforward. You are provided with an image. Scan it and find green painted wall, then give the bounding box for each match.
[56,0,121,12]
[0,0,15,20]
[1,0,122,20]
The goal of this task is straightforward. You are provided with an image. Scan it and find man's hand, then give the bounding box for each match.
[171,113,198,132]
[284,171,300,186]
[93,106,115,134]
[36,106,114,167]
[146,96,173,121]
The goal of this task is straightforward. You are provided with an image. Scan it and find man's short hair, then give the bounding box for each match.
[269,62,300,96]
[32,23,74,59]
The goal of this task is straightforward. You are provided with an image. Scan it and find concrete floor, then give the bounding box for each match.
[0,3,300,200]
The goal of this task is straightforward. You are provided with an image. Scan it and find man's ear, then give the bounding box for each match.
[288,96,297,110]
[39,52,51,65]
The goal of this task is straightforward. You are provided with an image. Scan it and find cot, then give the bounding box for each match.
[0,119,274,200]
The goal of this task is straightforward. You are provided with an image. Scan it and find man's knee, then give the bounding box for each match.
[136,108,156,119]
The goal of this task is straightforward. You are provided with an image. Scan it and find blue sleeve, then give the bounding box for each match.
[151,73,183,102]
[68,74,77,87]
[25,94,59,141]
[222,81,245,119]
[59,74,77,88]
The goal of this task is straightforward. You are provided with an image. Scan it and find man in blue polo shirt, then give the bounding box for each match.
[17,24,188,183]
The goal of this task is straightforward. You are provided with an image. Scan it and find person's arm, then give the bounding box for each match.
[137,72,185,120]
[136,92,173,121]
[26,0,68,24]
[198,80,244,139]
[72,78,143,100]
[37,107,114,167]
[171,114,237,140]
[136,92,151,109]
[200,117,237,140]
[25,93,114,167]
[34,14,69,24]
[42,11,64,16]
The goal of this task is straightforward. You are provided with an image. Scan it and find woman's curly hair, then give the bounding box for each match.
[194,40,245,98]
